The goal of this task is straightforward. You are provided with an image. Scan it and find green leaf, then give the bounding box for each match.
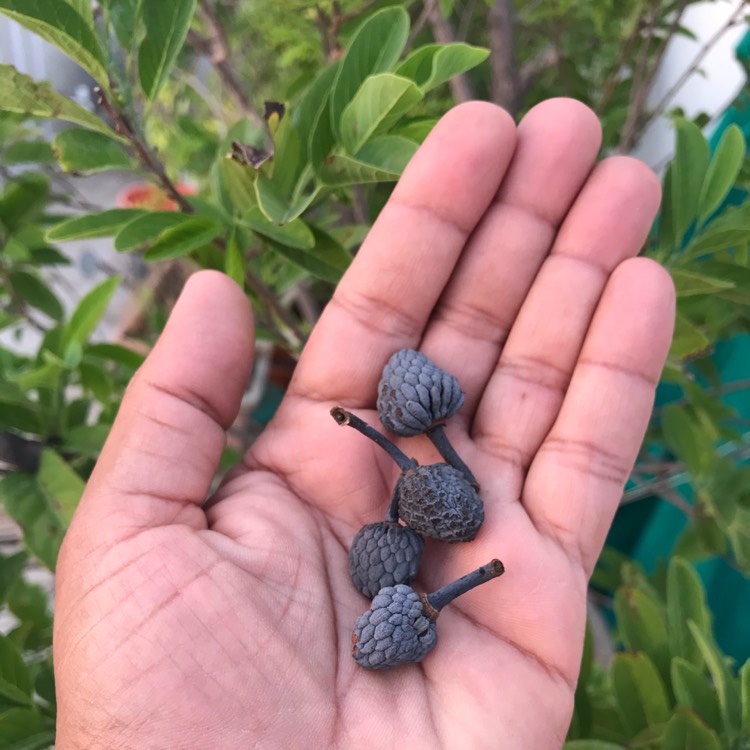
[672,657,723,731]
[698,125,746,225]
[269,226,351,284]
[0,381,35,409]
[268,114,305,200]
[8,270,63,322]
[669,313,711,361]
[741,659,750,729]
[570,623,594,738]
[114,212,194,252]
[658,164,676,250]
[52,128,131,174]
[78,362,112,401]
[661,404,712,476]
[320,150,403,187]
[0,634,32,707]
[684,203,750,260]
[0,472,65,569]
[217,158,258,215]
[391,118,438,143]
[670,268,735,297]
[0,173,49,232]
[0,0,107,85]
[614,585,670,684]
[671,119,710,246]
[396,43,489,93]
[255,173,319,225]
[611,652,671,735]
[293,61,340,169]
[330,7,410,139]
[0,708,53,750]
[85,342,144,369]
[242,205,314,250]
[139,0,198,99]
[688,621,742,735]
[662,708,721,750]
[0,552,27,605]
[224,230,245,287]
[340,73,423,154]
[0,403,42,435]
[46,209,145,242]
[666,558,711,668]
[102,0,142,48]
[438,0,454,17]
[11,361,63,391]
[37,449,84,526]
[355,135,418,173]
[0,65,123,141]
[3,141,55,165]
[142,218,222,261]
[61,422,110,457]
[63,276,120,351]
[564,743,628,750]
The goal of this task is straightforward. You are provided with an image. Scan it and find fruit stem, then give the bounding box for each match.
[426,559,505,612]
[385,484,400,523]
[427,424,479,489]
[330,407,417,473]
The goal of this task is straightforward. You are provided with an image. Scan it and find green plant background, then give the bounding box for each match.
[0,1,749,747]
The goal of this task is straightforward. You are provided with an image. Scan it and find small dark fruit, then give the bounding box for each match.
[349,522,424,598]
[352,560,505,669]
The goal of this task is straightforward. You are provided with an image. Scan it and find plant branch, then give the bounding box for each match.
[457,0,478,42]
[193,0,267,132]
[95,87,195,213]
[618,0,661,153]
[651,378,750,418]
[596,9,647,117]
[518,45,561,100]
[643,4,747,136]
[95,88,305,351]
[488,0,519,113]
[620,0,692,147]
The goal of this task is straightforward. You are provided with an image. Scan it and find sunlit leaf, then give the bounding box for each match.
[0,65,123,141]
[139,0,197,99]
[0,0,107,84]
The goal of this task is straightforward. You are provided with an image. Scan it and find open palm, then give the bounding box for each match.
[54,100,675,750]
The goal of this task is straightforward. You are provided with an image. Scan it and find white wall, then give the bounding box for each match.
[631,0,749,169]
[0,17,93,100]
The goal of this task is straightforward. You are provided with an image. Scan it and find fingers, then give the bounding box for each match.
[74,271,254,537]
[472,155,662,485]
[290,101,517,404]
[524,258,675,575]
[419,99,602,413]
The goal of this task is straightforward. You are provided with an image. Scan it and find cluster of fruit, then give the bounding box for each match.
[330,349,505,670]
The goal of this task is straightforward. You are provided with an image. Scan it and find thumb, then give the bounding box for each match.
[72,270,254,538]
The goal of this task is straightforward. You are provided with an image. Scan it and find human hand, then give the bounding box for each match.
[54,99,675,749]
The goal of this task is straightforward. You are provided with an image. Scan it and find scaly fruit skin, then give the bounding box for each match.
[377,349,464,437]
[349,522,424,598]
[352,584,437,669]
[397,463,484,542]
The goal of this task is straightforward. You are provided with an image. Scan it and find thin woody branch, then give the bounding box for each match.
[94,89,305,350]
[618,0,661,153]
[488,0,519,113]
[644,4,746,133]
[189,1,267,132]
[95,87,195,213]
[518,45,560,100]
